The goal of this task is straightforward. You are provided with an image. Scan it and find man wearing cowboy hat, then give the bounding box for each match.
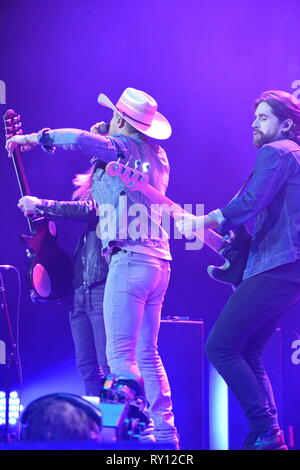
[7,87,179,448]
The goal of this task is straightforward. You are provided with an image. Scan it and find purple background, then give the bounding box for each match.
[1,0,300,448]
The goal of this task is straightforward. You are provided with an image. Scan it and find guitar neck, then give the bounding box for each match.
[142,183,226,254]
[12,146,31,196]
[3,109,34,233]
[12,147,34,233]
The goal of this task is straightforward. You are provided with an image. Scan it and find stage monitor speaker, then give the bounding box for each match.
[158,319,204,450]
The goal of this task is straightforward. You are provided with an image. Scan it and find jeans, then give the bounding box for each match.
[103,250,178,443]
[205,274,300,434]
[70,283,110,395]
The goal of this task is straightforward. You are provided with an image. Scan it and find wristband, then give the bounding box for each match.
[38,127,56,155]
[208,209,225,226]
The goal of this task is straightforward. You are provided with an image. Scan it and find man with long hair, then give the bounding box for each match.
[178,90,300,450]
[7,88,179,447]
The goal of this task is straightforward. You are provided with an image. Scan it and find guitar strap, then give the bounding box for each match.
[228,171,253,203]
[218,171,254,240]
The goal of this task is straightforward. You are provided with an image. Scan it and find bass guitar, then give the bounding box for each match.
[105,161,251,289]
[3,109,73,301]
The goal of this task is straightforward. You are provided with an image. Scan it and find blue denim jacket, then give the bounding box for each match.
[220,139,300,279]
[39,129,171,258]
[91,133,171,257]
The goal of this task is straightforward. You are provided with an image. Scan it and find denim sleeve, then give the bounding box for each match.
[36,199,98,221]
[39,129,127,162]
[219,145,290,230]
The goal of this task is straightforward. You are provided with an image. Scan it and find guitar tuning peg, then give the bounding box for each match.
[142,162,150,173]
[16,129,23,135]
[134,159,142,169]
[116,152,125,164]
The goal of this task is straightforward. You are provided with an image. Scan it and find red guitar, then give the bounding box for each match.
[3,109,73,301]
[105,161,251,289]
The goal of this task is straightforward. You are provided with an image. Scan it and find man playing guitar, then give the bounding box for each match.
[177,90,300,450]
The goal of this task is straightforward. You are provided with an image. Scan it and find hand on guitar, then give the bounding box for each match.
[176,214,219,239]
[18,196,41,217]
[6,133,39,156]
[175,214,204,239]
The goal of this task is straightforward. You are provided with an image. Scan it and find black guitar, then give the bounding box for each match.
[4,109,73,301]
[105,161,251,289]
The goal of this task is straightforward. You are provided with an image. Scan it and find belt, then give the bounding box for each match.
[106,247,128,264]
[111,247,128,256]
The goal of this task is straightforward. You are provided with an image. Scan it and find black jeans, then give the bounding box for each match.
[205,274,300,433]
[70,283,110,395]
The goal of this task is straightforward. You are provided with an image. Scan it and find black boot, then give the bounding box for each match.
[242,431,259,449]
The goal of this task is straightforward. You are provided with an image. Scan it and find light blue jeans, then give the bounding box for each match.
[103,250,178,444]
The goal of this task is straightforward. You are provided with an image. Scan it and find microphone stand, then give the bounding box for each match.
[0,271,22,444]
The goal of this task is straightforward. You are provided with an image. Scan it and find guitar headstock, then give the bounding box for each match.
[105,161,149,191]
[3,109,31,198]
[3,109,23,141]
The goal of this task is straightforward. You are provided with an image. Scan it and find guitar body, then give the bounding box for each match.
[22,217,73,301]
[207,224,251,289]
[4,109,73,302]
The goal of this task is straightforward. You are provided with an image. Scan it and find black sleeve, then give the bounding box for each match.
[36,199,98,222]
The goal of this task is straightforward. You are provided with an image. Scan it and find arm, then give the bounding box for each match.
[176,144,291,238]
[18,196,98,222]
[219,144,290,230]
[6,128,122,163]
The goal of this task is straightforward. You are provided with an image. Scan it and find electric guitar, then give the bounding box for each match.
[3,109,73,301]
[105,161,251,289]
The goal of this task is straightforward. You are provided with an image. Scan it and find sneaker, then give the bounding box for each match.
[243,428,288,450]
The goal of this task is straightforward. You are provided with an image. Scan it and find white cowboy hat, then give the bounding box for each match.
[97,87,172,140]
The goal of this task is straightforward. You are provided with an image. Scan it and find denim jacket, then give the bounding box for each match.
[36,199,108,287]
[39,129,171,258]
[219,139,300,279]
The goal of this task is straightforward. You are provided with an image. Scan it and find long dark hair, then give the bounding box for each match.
[255,90,300,144]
